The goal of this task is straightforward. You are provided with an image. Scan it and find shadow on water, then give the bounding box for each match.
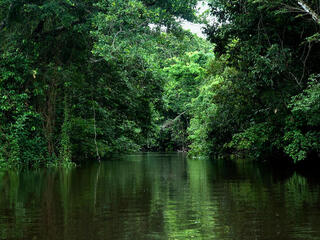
[209,155,295,183]
[0,153,320,240]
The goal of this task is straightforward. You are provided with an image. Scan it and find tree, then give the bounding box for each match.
[187,0,320,162]
[0,0,205,166]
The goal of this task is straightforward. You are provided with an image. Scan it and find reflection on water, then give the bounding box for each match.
[0,153,320,240]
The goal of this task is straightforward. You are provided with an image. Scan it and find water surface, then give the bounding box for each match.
[1,153,320,240]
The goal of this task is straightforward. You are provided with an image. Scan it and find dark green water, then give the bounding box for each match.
[1,153,320,240]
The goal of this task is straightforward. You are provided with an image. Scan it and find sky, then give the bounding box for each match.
[181,1,211,39]
[181,21,206,38]
[149,1,212,39]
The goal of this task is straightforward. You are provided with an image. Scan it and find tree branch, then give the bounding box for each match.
[161,111,187,129]
[297,0,320,24]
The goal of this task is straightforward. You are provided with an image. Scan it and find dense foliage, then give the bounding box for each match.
[187,0,320,162]
[1,0,320,167]
[0,0,209,167]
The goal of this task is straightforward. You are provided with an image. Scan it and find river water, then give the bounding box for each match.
[0,153,320,240]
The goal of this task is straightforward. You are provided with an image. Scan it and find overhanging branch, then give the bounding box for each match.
[297,0,320,24]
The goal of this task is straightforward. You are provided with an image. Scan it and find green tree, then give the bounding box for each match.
[0,0,205,166]
[187,0,320,162]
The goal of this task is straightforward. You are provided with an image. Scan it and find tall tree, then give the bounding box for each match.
[187,0,320,162]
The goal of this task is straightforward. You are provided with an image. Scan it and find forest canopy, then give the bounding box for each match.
[1,0,320,167]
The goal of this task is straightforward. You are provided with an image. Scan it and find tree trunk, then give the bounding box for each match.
[45,78,58,156]
[92,100,101,163]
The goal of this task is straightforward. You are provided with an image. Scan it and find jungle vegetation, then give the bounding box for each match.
[0,0,320,167]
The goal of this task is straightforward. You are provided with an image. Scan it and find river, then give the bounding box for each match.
[0,153,320,240]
